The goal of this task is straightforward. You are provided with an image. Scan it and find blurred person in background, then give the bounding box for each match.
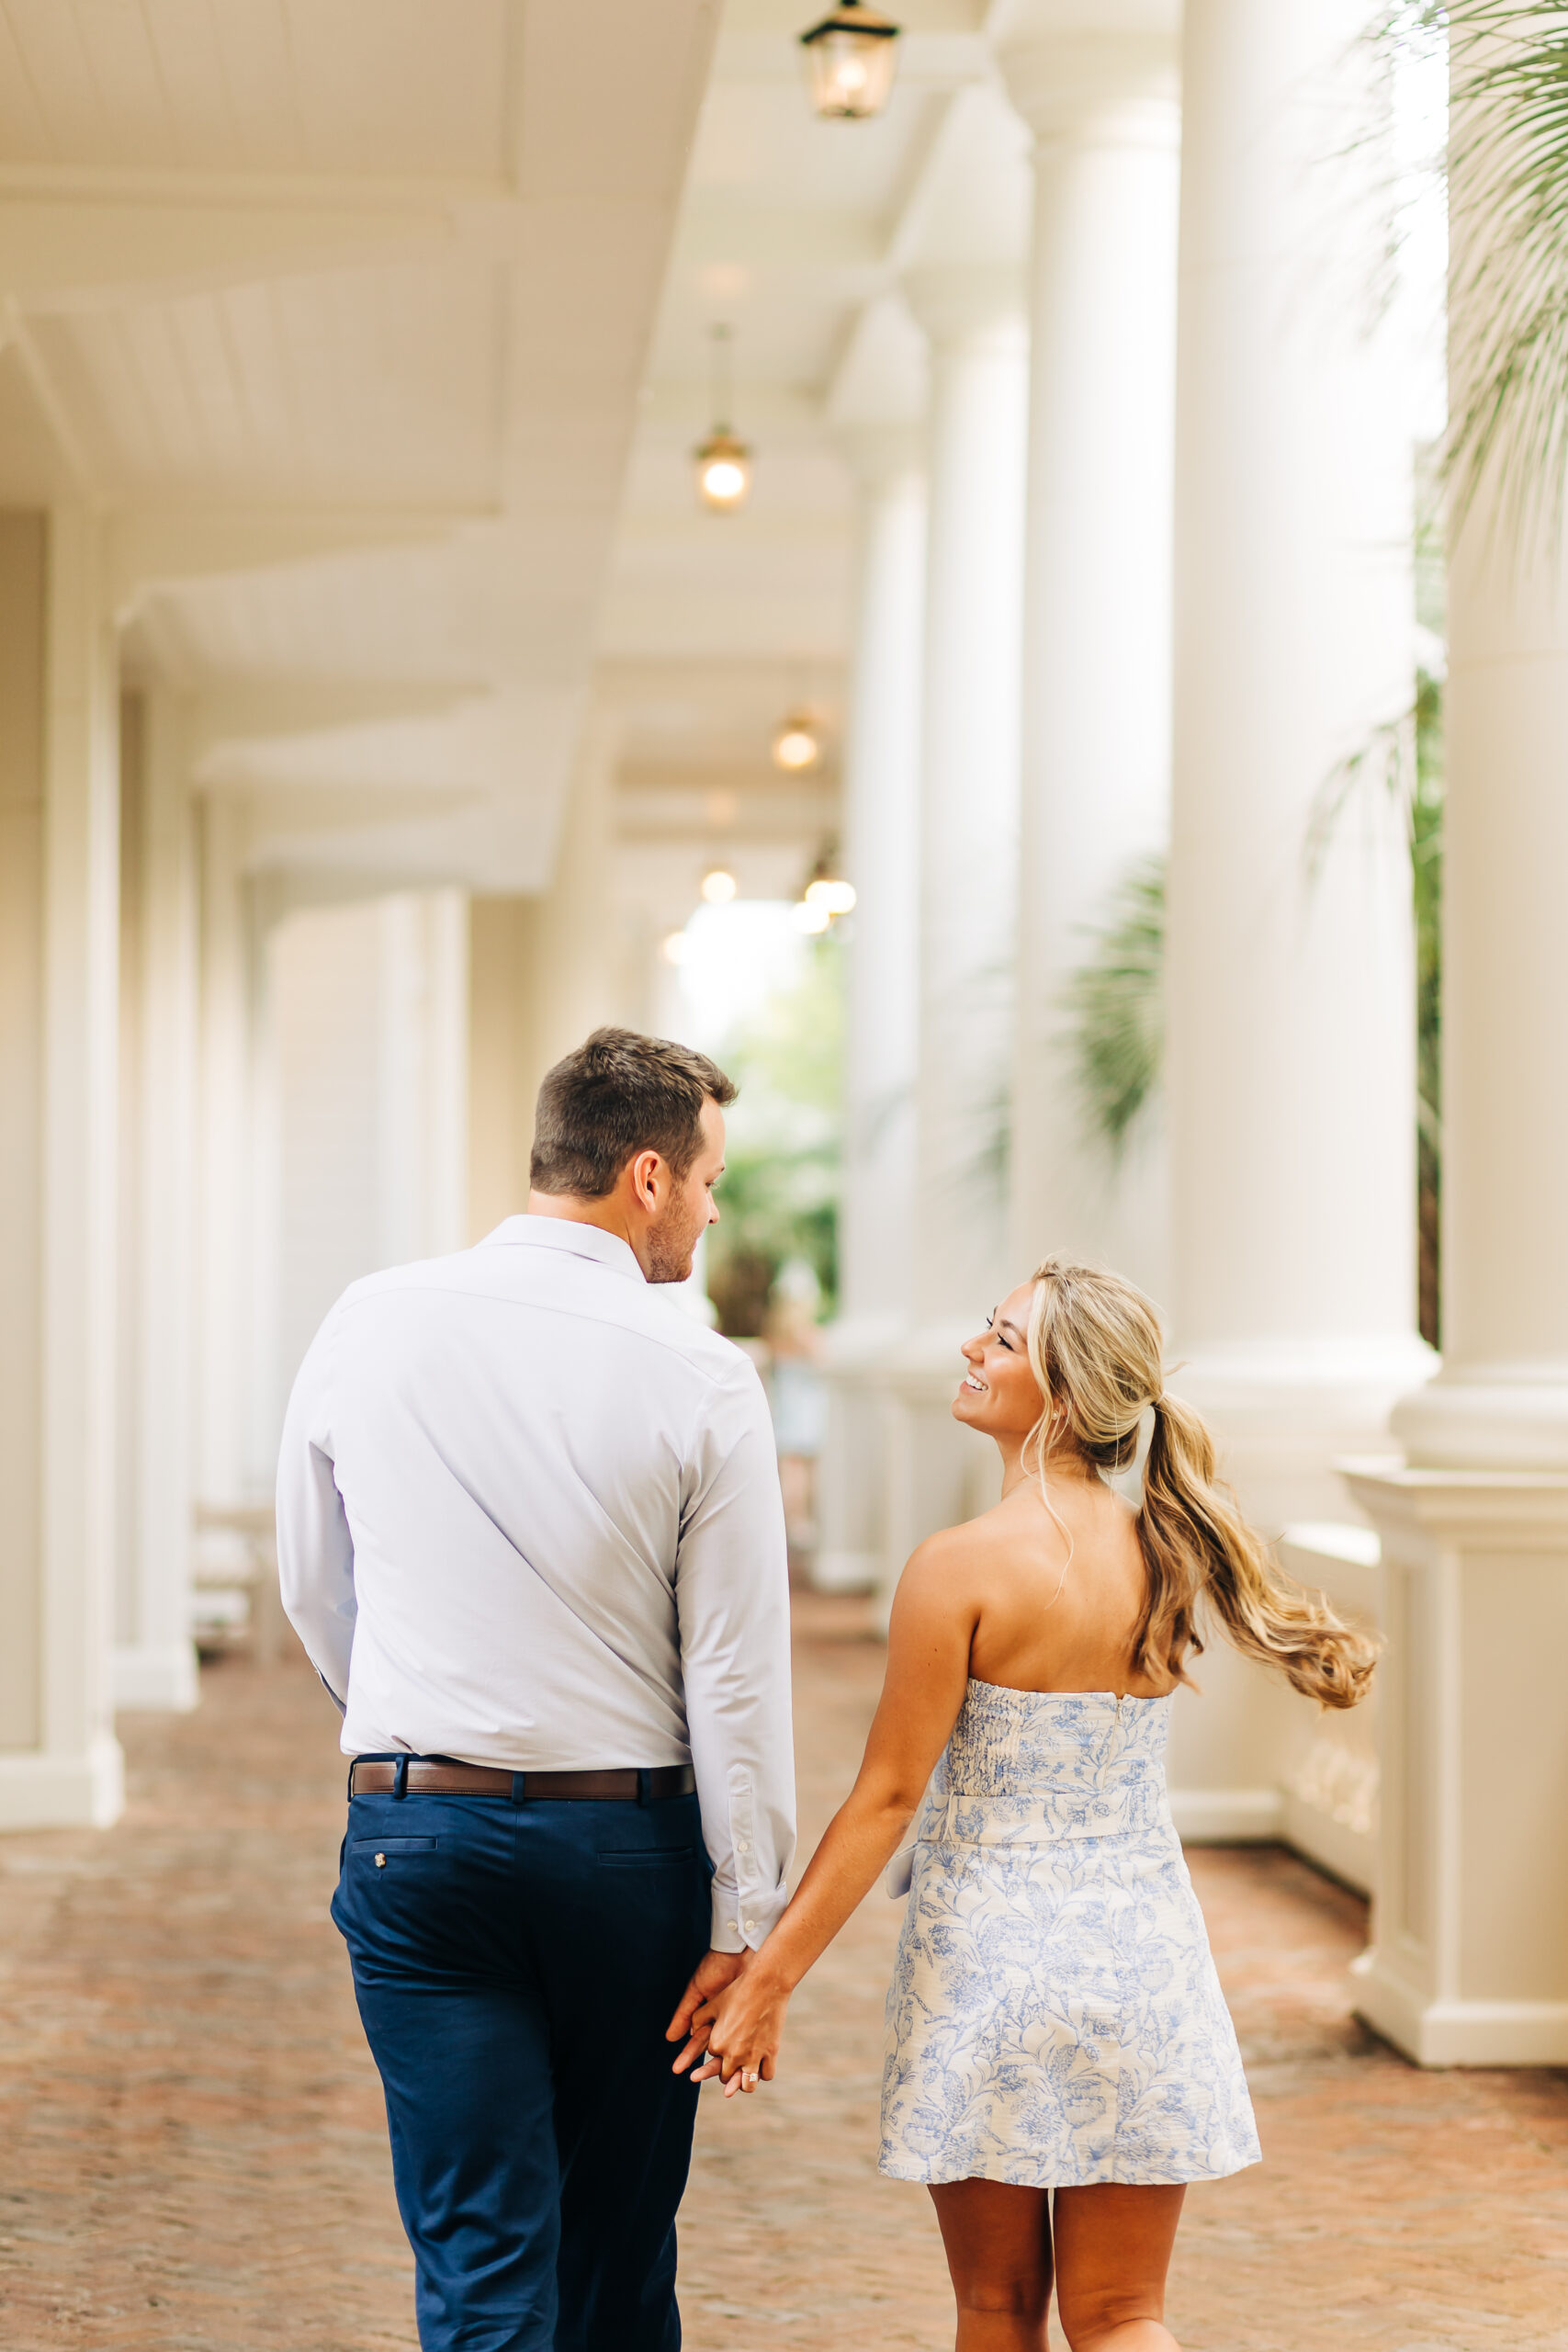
[764,1257,828,1569]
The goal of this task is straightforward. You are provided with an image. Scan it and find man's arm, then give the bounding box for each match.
[674,1356,795,1954]
[276,1308,356,1712]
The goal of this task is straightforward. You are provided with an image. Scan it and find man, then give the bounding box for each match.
[277,1026,795,2352]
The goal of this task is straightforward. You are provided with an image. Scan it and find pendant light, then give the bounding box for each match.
[793,850,856,932]
[693,325,753,514]
[772,710,822,772]
[798,1,901,121]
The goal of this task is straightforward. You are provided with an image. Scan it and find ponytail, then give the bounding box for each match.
[1023,1256,1377,1710]
[1137,1391,1376,1709]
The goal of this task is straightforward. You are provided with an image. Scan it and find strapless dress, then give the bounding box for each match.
[879,1678,1261,2188]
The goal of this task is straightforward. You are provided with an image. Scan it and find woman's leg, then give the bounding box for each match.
[929,2179,1055,2352]
[1050,2183,1186,2352]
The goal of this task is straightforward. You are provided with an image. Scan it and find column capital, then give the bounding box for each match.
[901,264,1026,352]
[997,26,1178,149]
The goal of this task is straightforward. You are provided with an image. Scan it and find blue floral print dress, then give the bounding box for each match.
[879,1679,1261,2188]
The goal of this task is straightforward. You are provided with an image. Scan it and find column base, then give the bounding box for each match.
[1342,1458,1568,2072]
[810,1549,880,1597]
[0,1732,125,1830]
[1392,1370,1568,1469]
[1352,1948,1568,2067]
[113,1640,200,1713]
[1169,1786,1284,1842]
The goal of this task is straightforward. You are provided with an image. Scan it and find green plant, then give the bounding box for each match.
[1062,858,1166,1160]
[1377,2,1568,548]
[1064,674,1444,1344]
[706,934,843,1334]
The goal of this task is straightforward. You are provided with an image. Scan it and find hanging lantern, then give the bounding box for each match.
[798,1,901,121]
[693,324,753,513]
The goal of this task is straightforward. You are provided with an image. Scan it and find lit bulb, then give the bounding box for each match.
[701,868,738,904]
[694,431,753,513]
[662,931,692,966]
[806,876,856,915]
[792,899,832,934]
[772,716,821,772]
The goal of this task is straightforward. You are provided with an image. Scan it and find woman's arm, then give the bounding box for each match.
[667,1532,979,2091]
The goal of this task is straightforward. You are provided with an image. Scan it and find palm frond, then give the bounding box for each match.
[1376,2,1568,551]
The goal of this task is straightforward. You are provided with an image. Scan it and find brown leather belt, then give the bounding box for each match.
[348,1758,696,1802]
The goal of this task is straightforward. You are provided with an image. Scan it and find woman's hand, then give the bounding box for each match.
[685,1955,792,2097]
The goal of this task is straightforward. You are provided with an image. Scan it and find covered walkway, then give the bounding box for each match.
[1,1596,1562,2352]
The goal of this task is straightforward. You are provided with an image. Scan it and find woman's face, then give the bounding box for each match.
[953,1282,1044,1442]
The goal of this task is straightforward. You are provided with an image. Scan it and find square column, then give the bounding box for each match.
[0,509,124,1828]
[114,686,200,1711]
[1343,1465,1568,2065]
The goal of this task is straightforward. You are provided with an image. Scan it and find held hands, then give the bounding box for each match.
[666,1945,791,2098]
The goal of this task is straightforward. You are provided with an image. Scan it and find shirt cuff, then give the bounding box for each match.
[710,1880,787,1952]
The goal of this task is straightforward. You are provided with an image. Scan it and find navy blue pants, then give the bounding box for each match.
[332,1771,711,2352]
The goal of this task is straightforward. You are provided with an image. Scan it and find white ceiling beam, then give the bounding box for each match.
[187,683,488,769]
[0,196,453,313]
[109,508,488,622]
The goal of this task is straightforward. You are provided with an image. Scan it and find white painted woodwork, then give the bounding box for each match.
[816,436,926,1596]
[1342,59,1568,2065]
[262,887,470,1451]
[0,509,124,1828]
[1165,0,1430,1535]
[999,17,1178,1298]
[905,265,1029,1330]
[1343,1465,1568,2065]
[114,684,199,1711]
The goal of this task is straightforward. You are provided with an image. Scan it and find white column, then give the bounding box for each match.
[877,272,1029,1611]
[816,435,926,1594]
[196,794,259,1515]
[377,889,470,1269]
[999,24,1179,1293]
[906,268,1030,1329]
[0,510,124,1828]
[115,686,200,1712]
[1160,0,1429,1844]
[1167,0,1428,1529]
[1345,75,1568,2064]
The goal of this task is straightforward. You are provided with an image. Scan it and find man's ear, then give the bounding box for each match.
[629,1148,663,1210]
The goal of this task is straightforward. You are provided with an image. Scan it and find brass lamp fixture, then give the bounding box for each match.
[798,1,901,120]
[771,710,822,771]
[693,325,753,514]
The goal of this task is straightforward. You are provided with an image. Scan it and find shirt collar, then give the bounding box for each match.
[479,1214,647,1284]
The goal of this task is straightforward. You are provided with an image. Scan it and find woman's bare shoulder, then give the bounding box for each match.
[902,1497,1039,1589]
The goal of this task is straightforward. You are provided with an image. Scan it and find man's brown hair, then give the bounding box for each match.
[529,1026,738,1199]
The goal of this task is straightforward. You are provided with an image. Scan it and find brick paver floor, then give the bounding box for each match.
[1,1591,1563,2350]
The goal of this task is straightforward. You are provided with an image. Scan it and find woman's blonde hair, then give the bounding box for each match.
[1021,1257,1375,1710]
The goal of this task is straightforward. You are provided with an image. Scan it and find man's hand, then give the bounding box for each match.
[691,1957,789,2098]
[666,1947,748,2075]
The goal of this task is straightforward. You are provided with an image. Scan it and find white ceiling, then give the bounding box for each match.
[0,0,1043,910]
[597,0,1031,923]
[0,0,722,889]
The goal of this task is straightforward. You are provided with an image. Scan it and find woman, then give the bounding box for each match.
[669,1257,1375,2352]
